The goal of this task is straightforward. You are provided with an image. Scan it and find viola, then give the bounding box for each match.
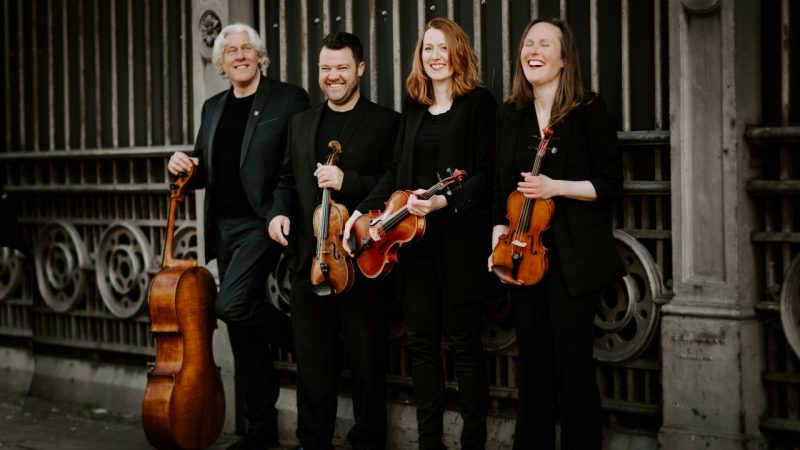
[310,140,355,296]
[349,169,467,278]
[491,128,555,285]
[142,164,225,449]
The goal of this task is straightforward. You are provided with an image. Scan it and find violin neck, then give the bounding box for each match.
[317,188,331,254]
[162,196,179,269]
[382,180,449,231]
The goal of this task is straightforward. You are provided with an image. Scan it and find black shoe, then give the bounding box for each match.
[226,428,280,450]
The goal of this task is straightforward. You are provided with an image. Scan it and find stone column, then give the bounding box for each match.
[659,0,764,448]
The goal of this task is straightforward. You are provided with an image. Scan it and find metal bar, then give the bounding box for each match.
[63,0,70,150]
[417,0,424,34]
[300,0,309,92]
[368,0,377,102]
[472,0,481,73]
[620,0,630,131]
[0,146,192,160]
[501,0,510,99]
[94,0,102,148]
[78,0,86,149]
[144,0,153,146]
[47,0,55,150]
[181,0,189,143]
[110,0,119,148]
[751,232,800,243]
[162,0,170,145]
[653,0,663,129]
[531,0,537,18]
[745,126,800,145]
[345,0,353,31]
[127,0,134,146]
[323,0,330,36]
[4,0,10,150]
[17,0,26,150]
[617,130,670,145]
[621,181,670,194]
[280,0,287,81]
[32,0,39,150]
[560,0,567,20]
[590,0,598,92]
[393,0,401,112]
[447,0,453,20]
[747,180,800,195]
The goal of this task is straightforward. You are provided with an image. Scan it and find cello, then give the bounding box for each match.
[349,169,467,278]
[491,128,555,285]
[310,140,355,296]
[142,164,225,449]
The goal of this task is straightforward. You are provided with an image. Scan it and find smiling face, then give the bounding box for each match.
[221,31,261,89]
[318,46,365,111]
[520,22,564,89]
[421,28,454,84]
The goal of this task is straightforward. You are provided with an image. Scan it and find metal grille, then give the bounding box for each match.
[0,0,195,355]
[748,0,800,439]
[257,0,671,433]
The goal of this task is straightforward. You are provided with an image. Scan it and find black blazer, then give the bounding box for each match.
[493,95,626,296]
[358,87,497,304]
[190,77,310,260]
[266,96,400,274]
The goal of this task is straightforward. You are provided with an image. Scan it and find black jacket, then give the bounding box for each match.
[493,95,626,295]
[190,77,310,260]
[358,87,498,304]
[266,96,400,274]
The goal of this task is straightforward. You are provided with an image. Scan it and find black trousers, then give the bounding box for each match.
[509,252,601,450]
[400,239,488,450]
[214,216,291,437]
[290,272,388,450]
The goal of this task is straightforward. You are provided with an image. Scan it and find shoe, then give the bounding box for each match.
[226,428,280,449]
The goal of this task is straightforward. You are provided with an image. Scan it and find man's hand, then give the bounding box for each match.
[314,163,344,191]
[342,210,362,256]
[168,152,199,176]
[268,215,291,246]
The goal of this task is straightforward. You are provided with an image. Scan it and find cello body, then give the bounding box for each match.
[142,165,225,450]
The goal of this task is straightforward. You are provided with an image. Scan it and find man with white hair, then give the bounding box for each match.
[168,23,309,450]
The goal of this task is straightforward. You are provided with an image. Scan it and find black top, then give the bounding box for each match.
[412,109,450,234]
[315,104,352,164]
[494,95,626,295]
[211,93,256,217]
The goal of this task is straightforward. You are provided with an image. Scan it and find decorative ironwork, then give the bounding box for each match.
[780,255,800,360]
[34,222,89,313]
[593,231,666,363]
[0,248,26,301]
[95,222,153,319]
[172,226,199,262]
[266,252,292,316]
[199,11,222,48]
[482,287,515,353]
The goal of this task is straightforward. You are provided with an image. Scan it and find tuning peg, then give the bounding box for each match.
[169,183,178,190]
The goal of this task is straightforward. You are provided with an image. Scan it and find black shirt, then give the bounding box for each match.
[315,104,351,165]
[412,109,450,234]
[211,93,256,217]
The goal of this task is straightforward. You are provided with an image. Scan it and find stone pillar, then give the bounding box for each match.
[659,0,764,449]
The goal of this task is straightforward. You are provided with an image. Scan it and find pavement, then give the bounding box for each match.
[0,392,269,450]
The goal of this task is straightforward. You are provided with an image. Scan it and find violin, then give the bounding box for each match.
[491,129,555,285]
[142,164,225,449]
[349,169,467,278]
[310,140,355,296]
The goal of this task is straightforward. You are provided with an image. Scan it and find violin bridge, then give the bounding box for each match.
[511,240,528,248]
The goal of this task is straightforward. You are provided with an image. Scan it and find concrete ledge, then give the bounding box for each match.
[0,346,34,394]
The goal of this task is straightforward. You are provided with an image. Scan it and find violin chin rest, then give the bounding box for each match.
[491,265,524,286]
[311,281,333,297]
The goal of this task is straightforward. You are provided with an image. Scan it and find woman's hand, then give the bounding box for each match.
[517,172,560,199]
[406,190,447,216]
[488,224,509,271]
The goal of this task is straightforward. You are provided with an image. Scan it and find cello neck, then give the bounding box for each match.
[161,166,195,270]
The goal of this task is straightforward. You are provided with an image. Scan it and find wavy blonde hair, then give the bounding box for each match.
[508,18,586,128]
[406,18,482,105]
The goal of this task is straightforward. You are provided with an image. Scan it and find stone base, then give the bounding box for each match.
[0,346,34,394]
[659,426,767,450]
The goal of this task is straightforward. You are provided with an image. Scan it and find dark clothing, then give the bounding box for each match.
[211,93,257,217]
[493,95,625,450]
[266,96,400,450]
[189,77,310,436]
[357,88,497,450]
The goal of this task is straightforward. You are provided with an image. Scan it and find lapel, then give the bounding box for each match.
[400,102,426,184]
[305,103,326,171]
[206,91,228,184]
[240,77,270,167]
[546,115,568,181]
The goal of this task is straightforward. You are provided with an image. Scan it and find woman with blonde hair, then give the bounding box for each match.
[345,17,496,450]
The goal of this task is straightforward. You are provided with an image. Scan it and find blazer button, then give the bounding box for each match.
[551,146,558,154]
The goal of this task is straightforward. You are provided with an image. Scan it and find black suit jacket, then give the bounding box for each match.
[190,77,310,260]
[358,87,497,304]
[493,95,626,296]
[266,96,400,274]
